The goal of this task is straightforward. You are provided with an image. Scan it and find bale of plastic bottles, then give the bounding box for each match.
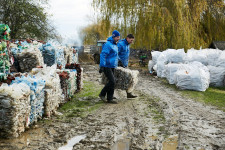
[57,71,70,103]
[40,43,56,66]
[65,64,83,91]
[0,41,10,80]
[102,67,139,92]
[67,70,77,96]
[31,65,63,117]
[17,48,44,73]
[64,47,73,64]
[0,83,31,138]
[11,76,45,124]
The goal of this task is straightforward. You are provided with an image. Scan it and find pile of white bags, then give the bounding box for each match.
[150,48,225,90]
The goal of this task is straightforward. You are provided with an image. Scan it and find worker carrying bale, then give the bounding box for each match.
[117,34,138,98]
[99,30,120,104]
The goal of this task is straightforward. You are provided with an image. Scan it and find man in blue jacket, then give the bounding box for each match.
[118,34,137,98]
[99,30,120,104]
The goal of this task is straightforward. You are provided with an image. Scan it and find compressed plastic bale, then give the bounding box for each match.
[68,70,77,95]
[185,49,208,65]
[64,47,73,64]
[0,24,10,40]
[165,63,183,84]
[17,48,44,73]
[65,64,83,91]
[57,71,70,103]
[40,43,56,66]
[0,41,11,80]
[174,62,210,91]
[72,49,79,64]
[102,67,139,92]
[207,66,225,87]
[31,65,63,117]
[11,76,46,124]
[55,46,66,68]
[0,83,31,138]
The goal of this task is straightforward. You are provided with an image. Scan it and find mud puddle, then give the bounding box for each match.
[110,130,131,150]
[58,134,86,150]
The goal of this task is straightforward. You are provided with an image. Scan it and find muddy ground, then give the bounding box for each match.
[0,64,225,150]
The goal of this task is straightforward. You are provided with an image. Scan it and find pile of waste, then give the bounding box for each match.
[102,67,139,93]
[149,48,225,91]
[0,24,83,138]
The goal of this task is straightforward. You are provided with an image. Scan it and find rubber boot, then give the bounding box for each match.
[127,92,137,98]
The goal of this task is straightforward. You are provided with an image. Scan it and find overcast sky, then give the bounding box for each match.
[49,0,94,45]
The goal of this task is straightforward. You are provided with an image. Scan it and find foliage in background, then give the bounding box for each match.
[80,18,116,45]
[90,0,225,50]
[0,0,58,40]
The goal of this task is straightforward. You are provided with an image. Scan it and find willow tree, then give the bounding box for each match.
[92,0,225,50]
[81,18,116,45]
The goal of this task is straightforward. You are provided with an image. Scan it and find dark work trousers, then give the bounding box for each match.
[100,68,115,101]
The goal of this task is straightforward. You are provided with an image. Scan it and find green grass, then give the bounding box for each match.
[58,81,103,119]
[161,78,225,112]
[182,87,225,111]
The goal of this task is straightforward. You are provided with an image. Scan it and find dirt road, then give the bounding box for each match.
[0,64,225,150]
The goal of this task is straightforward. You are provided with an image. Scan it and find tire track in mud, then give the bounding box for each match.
[72,96,161,150]
[137,75,225,150]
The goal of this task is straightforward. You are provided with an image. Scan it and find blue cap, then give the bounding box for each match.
[112,30,120,38]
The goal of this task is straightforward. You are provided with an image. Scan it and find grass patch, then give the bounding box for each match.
[161,78,225,112]
[58,81,103,119]
[182,87,225,111]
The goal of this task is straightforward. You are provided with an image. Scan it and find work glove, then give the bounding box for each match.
[99,67,104,73]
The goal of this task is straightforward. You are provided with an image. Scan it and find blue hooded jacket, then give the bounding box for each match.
[118,39,130,67]
[100,36,118,68]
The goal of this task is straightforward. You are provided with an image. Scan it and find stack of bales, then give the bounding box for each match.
[31,65,63,117]
[66,70,77,96]
[0,41,10,80]
[102,67,139,93]
[0,83,31,138]
[65,64,83,91]
[64,46,73,64]
[57,71,70,103]
[55,46,66,69]
[11,76,45,124]
[40,43,56,66]
[17,48,44,72]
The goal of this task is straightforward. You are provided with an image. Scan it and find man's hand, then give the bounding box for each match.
[99,67,104,73]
